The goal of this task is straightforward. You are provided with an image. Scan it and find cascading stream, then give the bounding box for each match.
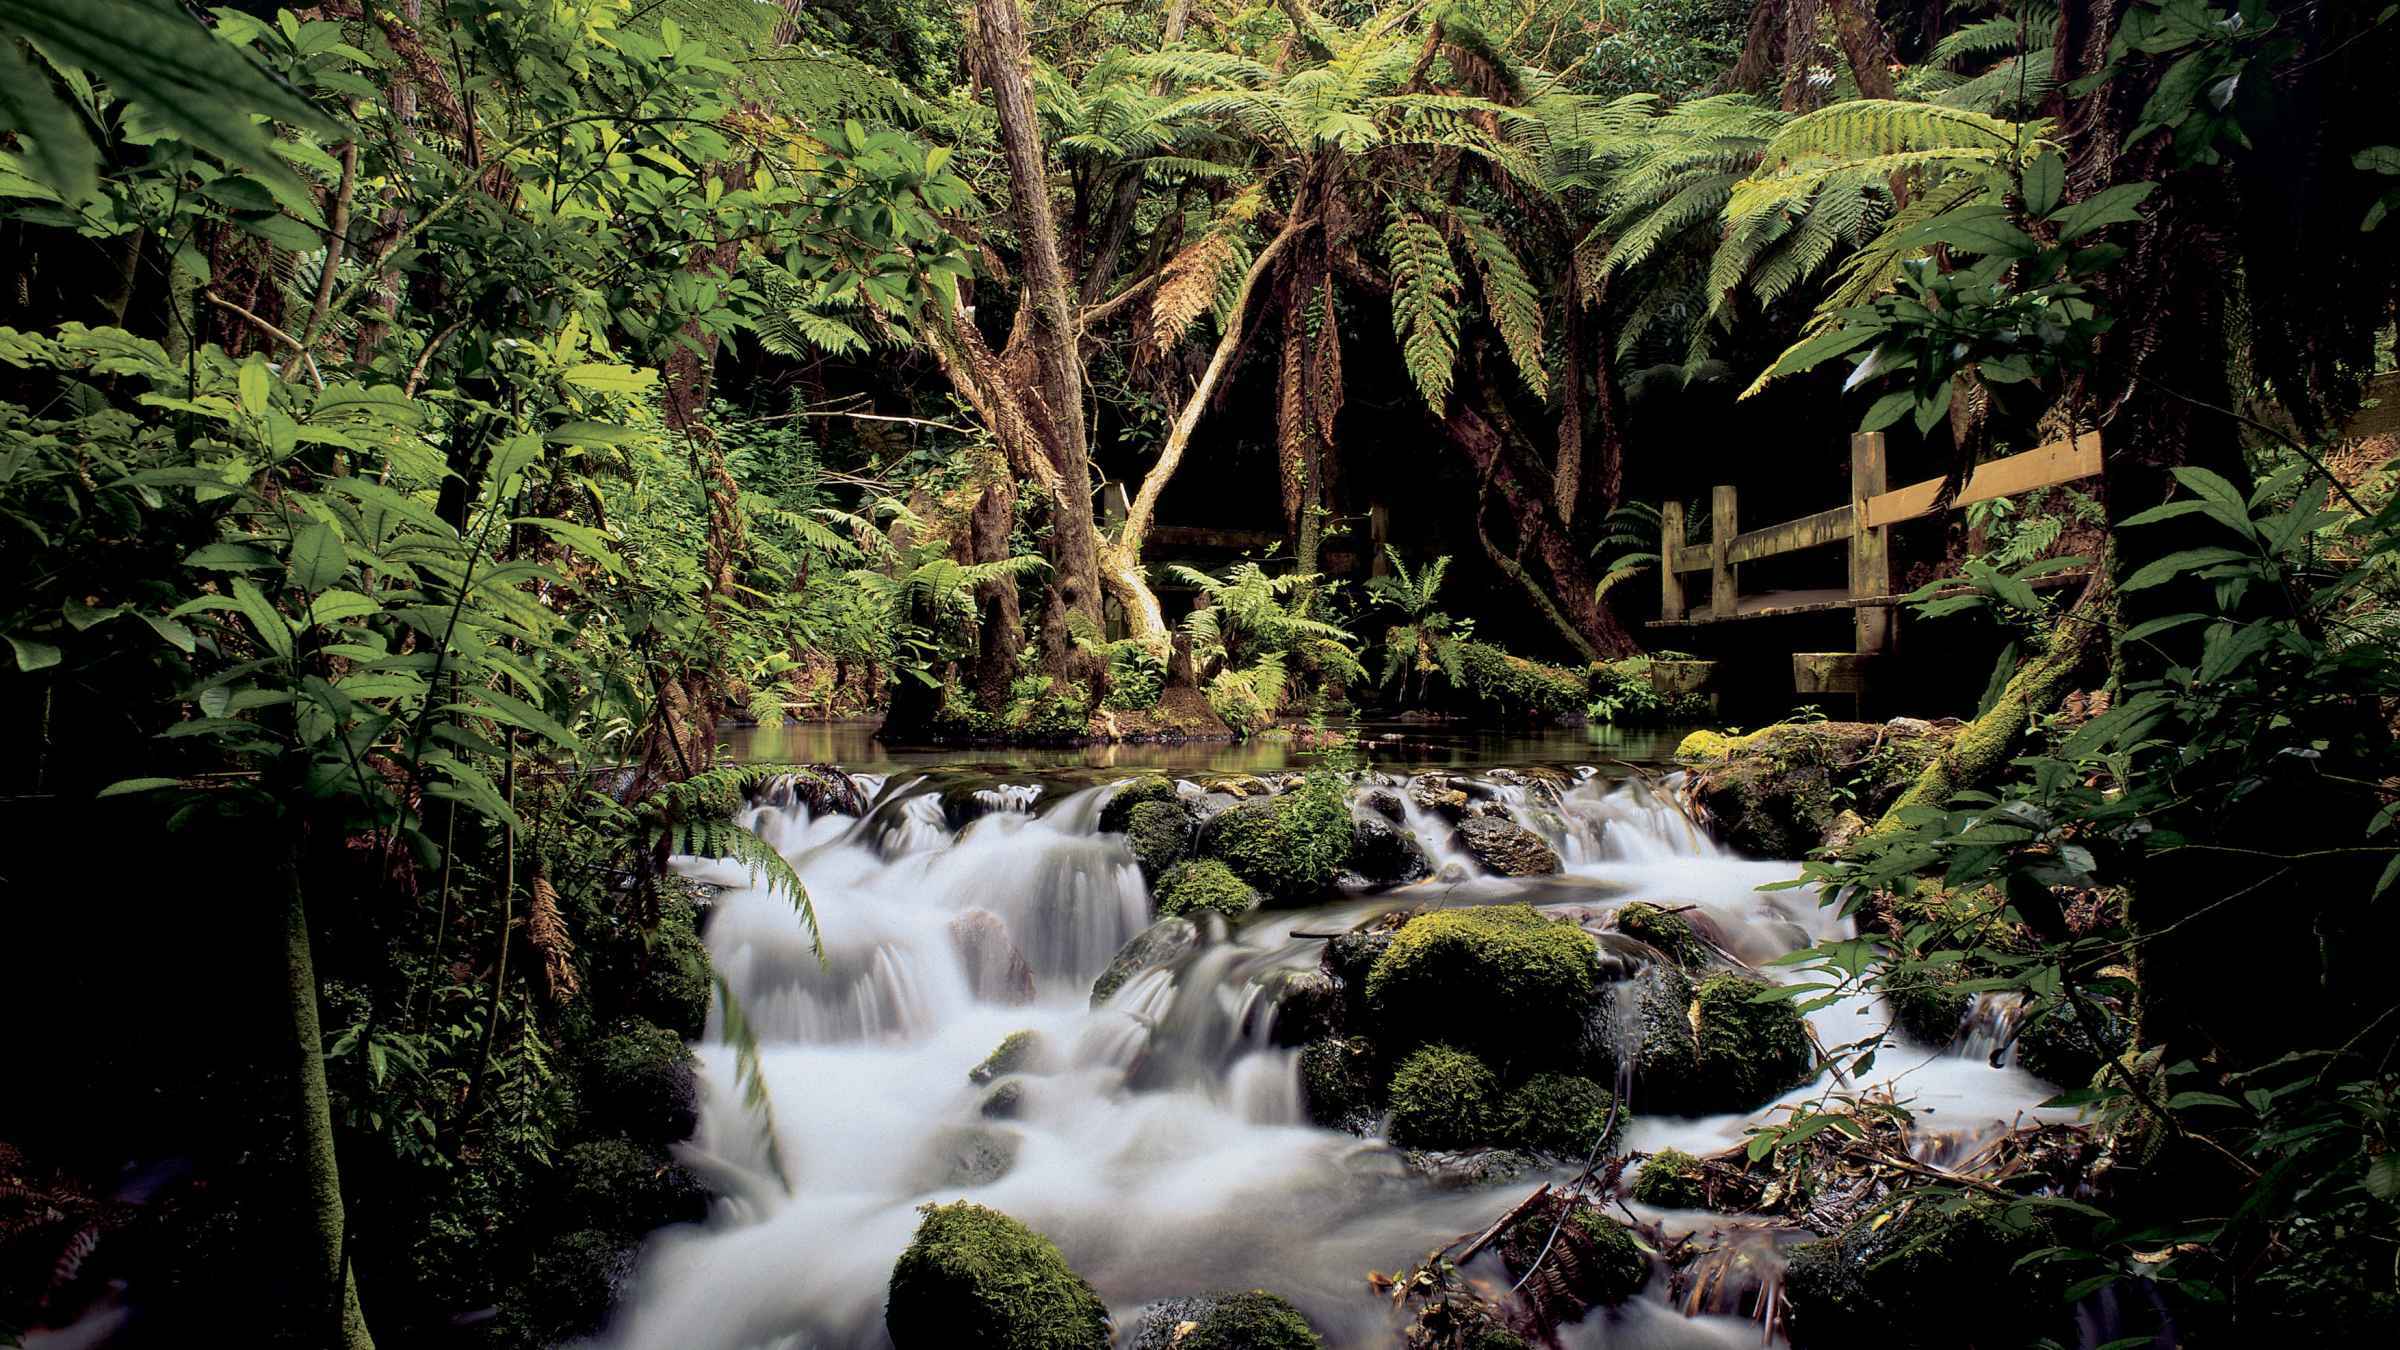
[601,763,2068,1350]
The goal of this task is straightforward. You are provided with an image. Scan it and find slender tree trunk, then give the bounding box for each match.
[967,457,1021,709]
[282,853,375,1350]
[1554,300,1586,526]
[973,0,1106,679]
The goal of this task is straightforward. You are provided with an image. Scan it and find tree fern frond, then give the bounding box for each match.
[1455,211,1546,397]
[1383,209,1462,409]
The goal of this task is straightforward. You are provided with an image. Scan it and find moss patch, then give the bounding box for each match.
[580,1018,698,1144]
[885,1201,1111,1349]
[1123,799,1194,881]
[968,1029,1043,1085]
[1681,721,1947,857]
[1126,1290,1323,1350]
[1154,858,1262,921]
[1100,776,1181,833]
[1299,1035,1382,1133]
[1628,1148,1707,1209]
[1615,902,1711,970]
[1459,641,1588,721]
[1691,973,1816,1109]
[1365,904,1601,1064]
[553,1138,708,1237]
[1199,773,1355,902]
[1782,1196,2061,1349]
[1497,1073,1622,1156]
[1386,1044,1501,1149]
[1496,1195,1647,1310]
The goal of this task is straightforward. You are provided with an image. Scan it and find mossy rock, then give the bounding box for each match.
[1299,1036,1382,1133]
[1496,1196,1647,1312]
[886,1202,1110,1349]
[1154,858,1262,921]
[1628,1148,1708,1209]
[1255,967,1342,1046]
[580,1018,699,1144]
[1614,902,1711,970]
[1458,641,1589,721]
[979,1081,1026,1120]
[1123,799,1194,881]
[1682,722,1947,857]
[1091,916,1200,1007]
[1691,973,1815,1109]
[1497,1073,1622,1156]
[969,1030,1044,1086]
[1386,1044,1501,1149]
[1452,816,1563,877]
[1198,775,1354,902]
[1886,973,1969,1048]
[2013,998,2126,1088]
[553,1137,708,1237]
[1125,1290,1323,1350]
[1782,1197,2062,1349]
[1102,775,1183,834]
[1365,904,1602,1064]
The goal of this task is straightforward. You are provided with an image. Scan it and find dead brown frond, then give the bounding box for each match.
[1151,231,1235,355]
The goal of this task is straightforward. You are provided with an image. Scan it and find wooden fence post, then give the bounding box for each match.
[1710,485,1738,619]
[1658,500,1685,622]
[1850,432,1891,654]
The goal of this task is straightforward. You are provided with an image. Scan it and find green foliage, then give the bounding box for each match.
[1153,858,1261,921]
[1628,1148,1708,1208]
[1365,904,1602,1063]
[1172,562,1361,734]
[1386,1043,1502,1149]
[1496,1073,1622,1156]
[1099,775,1181,832]
[580,1019,699,1144]
[1456,641,1587,720]
[885,1201,1112,1350]
[1199,771,1356,902]
[1129,1290,1323,1350]
[1368,548,1473,707]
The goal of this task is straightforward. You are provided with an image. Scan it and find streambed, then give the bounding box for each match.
[597,736,2064,1349]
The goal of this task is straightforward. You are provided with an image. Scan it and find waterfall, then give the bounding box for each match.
[602,761,2069,1350]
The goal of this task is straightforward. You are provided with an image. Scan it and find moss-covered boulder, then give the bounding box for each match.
[1254,967,1343,1046]
[553,1138,709,1236]
[1459,641,1589,721]
[885,1202,1111,1349]
[2012,997,2127,1088]
[1348,817,1431,885]
[1199,776,1355,902]
[1605,968,1815,1114]
[1628,1148,1708,1208]
[1123,799,1194,881]
[1091,916,1200,1007]
[1125,1290,1324,1350]
[1299,1035,1382,1133]
[1154,858,1262,921]
[1452,817,1563,877]
[1386,1044,1501,1149]
[580,1018,699,1143]
[1496,1195,1648,1313]
[1497,1073,1622,1156]
[1100,775,1183,833]
[1365,904,1602,1063]
[1614,902,1712,970]
[1886,973,1969,1048]
[503,1229,637,1346]
[968,1030,1045,1085]
[1781,1196,2061,1349]
[1680,721,1948,857]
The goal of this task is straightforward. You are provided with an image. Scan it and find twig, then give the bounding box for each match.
[203,293,325,390]
[1451,1182,1550,1266]
[282,137,358,383]
[402,315,472,398]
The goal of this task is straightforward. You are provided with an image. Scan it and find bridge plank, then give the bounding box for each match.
[1646,569,2092,627]
[1726,505,1853,565]
[1860,433,2103,529]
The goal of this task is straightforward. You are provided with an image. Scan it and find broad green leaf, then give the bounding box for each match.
[238,359,269,417]
[229,578,294,656]
[2054,183,2157,242]
[2119,546,2250,592]
[561,362,658,394]
[2024,150,2065,217]
[97,777,182,797]
[304,590,378,627]
[0,32,96,203]
[287,519,346,593]
[7,632,62,670]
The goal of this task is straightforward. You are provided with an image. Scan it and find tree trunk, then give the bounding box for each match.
[1442,374,1638,660]
[282,854,375,1350]
[967,458,1021,709]
[973,0,1106,680]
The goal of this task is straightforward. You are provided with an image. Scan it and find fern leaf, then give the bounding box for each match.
[1382,209,1462,409]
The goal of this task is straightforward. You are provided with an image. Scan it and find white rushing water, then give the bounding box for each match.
[600,767,2066,1349]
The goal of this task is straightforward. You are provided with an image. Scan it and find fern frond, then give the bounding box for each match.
[1456,211,1547,397]
[1383,209,1462,409]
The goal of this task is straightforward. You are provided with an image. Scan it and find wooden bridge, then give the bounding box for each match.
[1653,429,2104,696]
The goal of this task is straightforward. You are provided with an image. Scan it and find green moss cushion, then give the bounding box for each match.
[1386,1044,1501,1149]
[1154,858,1262,921]
[1365,904,1602,1063]
[1126,1290,1323,1350]
[885,1202,1111,1350]
[1497,1073,1623,1156]
[1199,774,1354,902]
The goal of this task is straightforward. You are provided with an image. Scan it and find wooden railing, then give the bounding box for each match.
[1656,430,2104,656]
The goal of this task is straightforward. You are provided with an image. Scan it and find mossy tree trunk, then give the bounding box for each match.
[281,852,375,1350]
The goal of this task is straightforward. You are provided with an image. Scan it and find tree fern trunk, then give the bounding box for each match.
[281,853,375,1350]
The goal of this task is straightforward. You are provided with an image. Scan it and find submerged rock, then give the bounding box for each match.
[1365,904,1601,1063]
[1400,1146,1539,1189]
[1452,816,1563,876]
[885,1201,1110,1349]
[1124,1290,1324,1350]
[978,1080,1025,1120]
[1153,858,1262,921]
[1091,916,1201,1007]
[921,1126,1023,1188]
[948,909,1036,1006]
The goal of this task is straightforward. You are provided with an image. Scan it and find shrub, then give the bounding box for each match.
[1365,904,1601,1063]
[553,1138,709,1237]
[1387,1044,1501,1149]
[885,1202,1111,1349]
[1153,858,1262,921]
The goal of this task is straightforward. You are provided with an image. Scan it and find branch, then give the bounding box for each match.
[204,293,324,390]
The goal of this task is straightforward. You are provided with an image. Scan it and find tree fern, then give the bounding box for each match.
[1384,209,1463,408]
[1455,210,1548,397]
